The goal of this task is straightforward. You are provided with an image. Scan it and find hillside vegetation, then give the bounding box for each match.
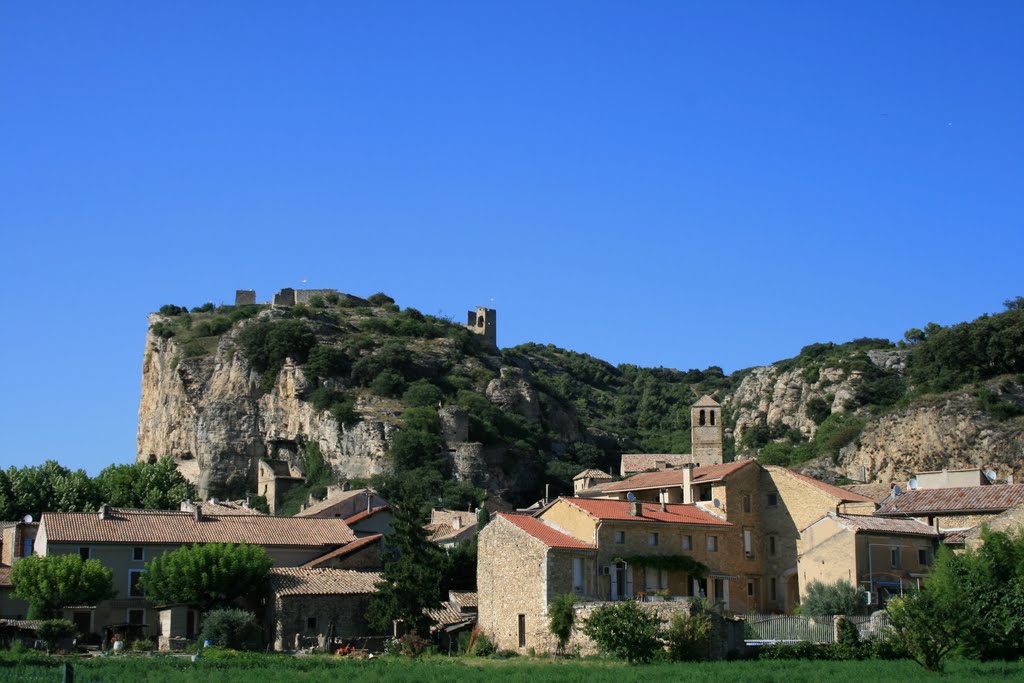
[139,293,1024,512]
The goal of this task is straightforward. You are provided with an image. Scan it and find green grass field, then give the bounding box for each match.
[2,653,1023,683]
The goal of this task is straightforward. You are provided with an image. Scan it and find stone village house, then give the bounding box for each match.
[33,504,382,646]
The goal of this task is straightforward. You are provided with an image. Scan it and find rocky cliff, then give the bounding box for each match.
[138,294,1024,503]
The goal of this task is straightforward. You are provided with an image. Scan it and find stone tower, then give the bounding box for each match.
[691,395,723,465]
[465,306,497,346]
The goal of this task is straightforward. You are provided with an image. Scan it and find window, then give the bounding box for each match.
[707,535,719,552]
[648,532,659,546]
[767,493,779,507]
[518,614,526,648]
[306,616,317,631]
[890,548,902,569]
[699,487,713,502]
[770,578,778,601]
[614,530,625,544]
[743,529,753,557]
[132,547,144,561]
[127,609,145,626]
[710,410,716,426]
[699,409,706,426]
[682,535,693,551]
[768,535,777,557]
[742,494,751,513]
[918,549,932,566]
[573,558,584,593]
[129,570,144,598]
[713,578,725,602]
[79,547,91,560]
[747,580,757,597]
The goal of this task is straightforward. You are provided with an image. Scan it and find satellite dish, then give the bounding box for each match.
[893,485,902,496]
[986,470,997,482]
[908,478,918,491]
[626,492,637,502]
[712,498,721,508]
[22,514,33,524]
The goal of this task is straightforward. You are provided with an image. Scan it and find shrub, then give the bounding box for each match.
[403,380,444,408]
[36,619,77,654]
[582,601,663,663]
[368,292,396,306]
[130,638,155,652]
[159,304,188,316]
[665,603,712,661]
[370,369,407,397]
[191,302,215,313]
[466,629,496,656]
[548,594,577,654]
[198,609,261,651]
[800,579,866,616]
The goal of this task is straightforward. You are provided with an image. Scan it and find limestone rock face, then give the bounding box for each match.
[725,350,909,442]
[837,392,1024,483]
[136,316,397,498]
[486,367,541,420]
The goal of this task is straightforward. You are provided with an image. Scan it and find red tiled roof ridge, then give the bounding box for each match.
[343,505,390,525]
[300,534,383,568]
[495,513,595,550]
[602,460,752,492]
[876,484,1024,515]
[558,497,732,526]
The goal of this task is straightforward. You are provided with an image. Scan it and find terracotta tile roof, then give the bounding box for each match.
[427,522,476,545]
[343,506,390,526]
[560,497,731,526]
[941,529,969,545]
[181,500,266,515]
[603,461,753,492]
[833,514,939,537]
[0,566,11,588]
[269,567,382,596]
[295,488,380,518]
[842,483,898,504]
[767,467,876,504]
[41,509,356,547]
[425,601,476,631]
[496,513,596,550]
[573,468,614,481]
[876,485,1024,516]
[450,591,478,608]
[429,509,477,528]
[301,534,383,568]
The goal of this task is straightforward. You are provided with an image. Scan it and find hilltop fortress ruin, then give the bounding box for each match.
[234,288,497,345]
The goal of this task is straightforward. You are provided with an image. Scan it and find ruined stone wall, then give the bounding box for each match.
[294,289,338,304]
[235,290,256,306]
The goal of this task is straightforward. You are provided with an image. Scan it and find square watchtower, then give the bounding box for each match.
[465,306,497,346]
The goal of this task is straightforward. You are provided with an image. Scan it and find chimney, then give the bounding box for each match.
[1008,474,1015,485]
[629,501,643,517]
[208,497,218,505]
[660,500,668,513]
[454,516,463,530]
[98,503,111,520]
[193,503,203,522]
[681,463,695,504]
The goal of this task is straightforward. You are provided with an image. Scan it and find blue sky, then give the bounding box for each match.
[2,2,1022,475]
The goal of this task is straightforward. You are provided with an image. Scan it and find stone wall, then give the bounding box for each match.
[235,290,256,306]
[273,288,296,307]
[439,406,469,443]
[268,592,379,651]
[294,289,338,304]
[477,516,559,652]
[568,600,745,660]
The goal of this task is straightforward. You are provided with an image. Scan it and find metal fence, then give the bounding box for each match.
[742,613,890,644]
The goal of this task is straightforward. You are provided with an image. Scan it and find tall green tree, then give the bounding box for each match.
[367,502,447,636]
[1,462,99,520]
[94,457,196,510]
[11,554,115,619]
[139,543,272,613]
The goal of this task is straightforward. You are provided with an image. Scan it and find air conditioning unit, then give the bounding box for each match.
[600,565,611,576]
